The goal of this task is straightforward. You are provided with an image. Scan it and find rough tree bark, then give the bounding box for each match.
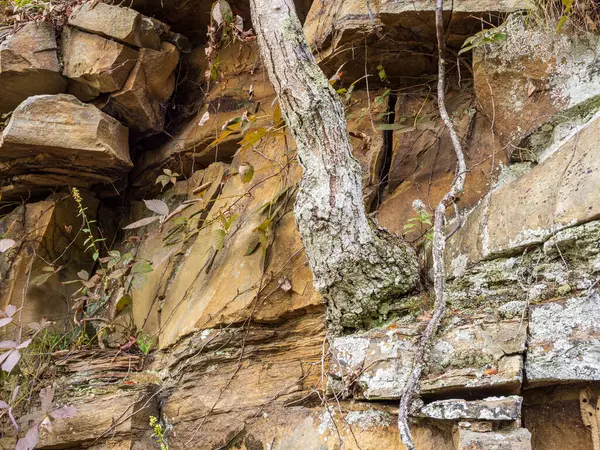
[249,0,418,333]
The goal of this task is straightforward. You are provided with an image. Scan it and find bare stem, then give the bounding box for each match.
[397,0,466,447]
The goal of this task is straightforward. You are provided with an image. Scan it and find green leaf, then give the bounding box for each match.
[115,294,133,317]
[377,123,414,132]
[377,64,387,81]
[212,228,226,251]
[244,232,261,256]
[458,44,475,55]
[92,251,99,261]
[131,261,153,274]
[556,15,568,31]
[238,163,254,183]
[31,272,53,287]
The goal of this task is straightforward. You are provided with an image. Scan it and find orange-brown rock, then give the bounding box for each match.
[61,27,138,101]
[0,22,66,114]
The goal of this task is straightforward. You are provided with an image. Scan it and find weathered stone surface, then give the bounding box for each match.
[329,317,526,399]
[0,193,98,334]
[523,387,594,450]
[129,134,320,348]
[0,22,66,114]
[121,0,311,43]
[377,89,505,237]
[131,42,274,189]
[420,396,522,421]
[446,218,600,332]
[0,94,131,185]
[101,42,179,134]
[68,1,163,49]
[446,111,600,270]
[304,0,526,83]
[61,27,138,101]
[151,315,456,449]
[474,16,600,149]
[457,427,532,450]
[526,294,600,386]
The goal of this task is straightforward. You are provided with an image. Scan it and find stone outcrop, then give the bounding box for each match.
[0,94,131,186]
[303,0,526,82]
[101,42,180,134]
[445,111,600,270]
[61,26,139,101]
[473,16,600,149]
[1,1,600,449]
[0,192,99,333]
[0,22,66,114]
[419,396,523,421]
[68,1,164,49]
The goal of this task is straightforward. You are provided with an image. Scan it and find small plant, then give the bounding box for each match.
[149,415,169,450]
[155,169,180,191]
[72,188,105,262]
[404,201,434,242]
[459,27,507,55]
[136,332,153,355]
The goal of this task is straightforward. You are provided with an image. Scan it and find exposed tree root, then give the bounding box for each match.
[397,0,467,447]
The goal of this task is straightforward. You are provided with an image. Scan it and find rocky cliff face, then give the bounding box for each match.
[0,1,599,449]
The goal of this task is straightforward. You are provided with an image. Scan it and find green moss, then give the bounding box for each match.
[556,284,572,296]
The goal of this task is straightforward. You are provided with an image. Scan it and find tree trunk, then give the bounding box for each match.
[249,0,418,333]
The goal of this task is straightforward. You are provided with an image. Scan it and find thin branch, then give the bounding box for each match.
[397,0,467,447]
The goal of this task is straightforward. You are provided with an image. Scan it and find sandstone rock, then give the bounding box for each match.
[0,193,98,335]
[473,16,600,149]
[526,294,600,386]
[420,396,522,421]
[68,1,164,49]
[152,315,457,449]
[130,133,321,348]
[0,22,66,113]
[61,27,138,101]
[457,427,532,450]
[0,94,131,185]
[35,383,158,449]
[523,387,594,450]
[446,218,600,327]
[328,318,526,399]
[303,0,526,83]
[131,42,274,189]
[377,89,504,237]
[445,111,600,269]
[102,42,180,134]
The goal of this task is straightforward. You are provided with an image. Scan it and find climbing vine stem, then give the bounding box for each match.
[396,0,467,447]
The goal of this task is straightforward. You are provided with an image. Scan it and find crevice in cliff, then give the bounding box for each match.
[373,91,397,211]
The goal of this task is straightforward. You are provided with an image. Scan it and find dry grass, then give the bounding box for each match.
[529,0,600,32]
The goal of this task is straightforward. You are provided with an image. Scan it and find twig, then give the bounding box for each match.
[397,0,466,447]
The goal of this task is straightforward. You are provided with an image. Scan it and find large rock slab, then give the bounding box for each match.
[0,94,131,185]
[420,396,522,421]
[473,16,600,149]
[446,111,600,270]
[526,294,600,386]
[303,0,526,82]
[128,133,320,348]
[0,22,66,113]
[101,42,179,135]
[61,27,138,101]
[0,193,98,337]
[68,1,163,49]
[457,427,532,450]
[328,317,526,399]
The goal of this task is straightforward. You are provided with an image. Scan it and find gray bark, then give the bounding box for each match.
[249,0,418,333]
